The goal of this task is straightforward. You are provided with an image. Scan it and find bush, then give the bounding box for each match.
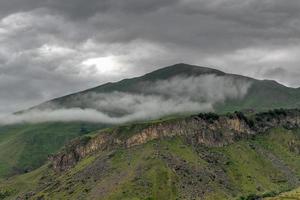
[234,112,256,128]
[0,190,12,200]
[80,136,92,145]
[238,194,261,200]
[197,112,219,123]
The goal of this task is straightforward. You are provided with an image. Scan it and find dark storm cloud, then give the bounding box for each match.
[0,0,179,19]
[0,0,300,113]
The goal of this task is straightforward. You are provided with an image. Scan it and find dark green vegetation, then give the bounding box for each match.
[1,127,300,199]
[0,122,106,178]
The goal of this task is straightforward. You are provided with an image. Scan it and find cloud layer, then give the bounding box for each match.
[0,75,252,125]
[0,0,300,113]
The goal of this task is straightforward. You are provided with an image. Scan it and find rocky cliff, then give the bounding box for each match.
[50,109,300,172]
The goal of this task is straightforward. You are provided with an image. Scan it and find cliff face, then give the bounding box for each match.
[50,109,300,172]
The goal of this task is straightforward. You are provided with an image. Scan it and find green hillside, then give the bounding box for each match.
[216,80,300,113]
[0,123,106,178]
[1,127,300,200]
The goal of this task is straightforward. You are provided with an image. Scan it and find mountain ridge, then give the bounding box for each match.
[38,63,296,104]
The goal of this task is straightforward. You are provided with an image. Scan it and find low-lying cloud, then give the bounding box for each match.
[0,75,252,125]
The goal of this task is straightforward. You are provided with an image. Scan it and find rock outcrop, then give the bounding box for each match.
[50,109,300,172]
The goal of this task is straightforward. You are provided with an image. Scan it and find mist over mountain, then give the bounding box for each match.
[1,63,299,125]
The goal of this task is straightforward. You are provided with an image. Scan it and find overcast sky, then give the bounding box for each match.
[0,0,300,113]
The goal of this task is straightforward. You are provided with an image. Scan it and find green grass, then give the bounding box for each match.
[159,137,207,166]
[216,80,300,113]
[103,141,178,200]
[265,187,300,199]
[255,128,300,176]
[0,164,49,200]
[0,122,107,178]
[218,142,287,195]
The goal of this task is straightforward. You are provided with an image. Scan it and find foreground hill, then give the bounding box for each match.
[1,109,300,199]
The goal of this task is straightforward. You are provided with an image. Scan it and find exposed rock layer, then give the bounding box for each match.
[50,109,300,172]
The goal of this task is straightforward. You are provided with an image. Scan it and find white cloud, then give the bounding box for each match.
[81,56,125,75]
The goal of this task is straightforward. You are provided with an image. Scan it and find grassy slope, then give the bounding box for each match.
[1,127,300,200]
[216,80,300,113]
[265,187,300,200]
[0,122,106,178]
[0,116,187,179]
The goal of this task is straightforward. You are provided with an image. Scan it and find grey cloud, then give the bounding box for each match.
[0,0,300,113]
[0,0,179,19]
[262,67,300,87]
[263,67,287,77]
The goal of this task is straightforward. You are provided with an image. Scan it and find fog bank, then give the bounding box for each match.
[0,75,252,125]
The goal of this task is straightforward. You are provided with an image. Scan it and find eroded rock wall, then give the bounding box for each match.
[50,109,300,172]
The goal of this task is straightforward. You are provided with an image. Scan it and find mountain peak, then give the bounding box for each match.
[141,63,225,81]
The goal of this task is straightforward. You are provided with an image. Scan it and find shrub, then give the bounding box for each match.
[238,194,261,200]
[197,112,219,123]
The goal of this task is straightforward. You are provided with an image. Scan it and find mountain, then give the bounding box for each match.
[34,63,300,113]
[1,109,300,199]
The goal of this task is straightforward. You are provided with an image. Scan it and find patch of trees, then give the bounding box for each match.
[238,194,261,200]
[238,190,283,200]
[79,135,92,146]
[197,112,219,123]
[255,108,289,122]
